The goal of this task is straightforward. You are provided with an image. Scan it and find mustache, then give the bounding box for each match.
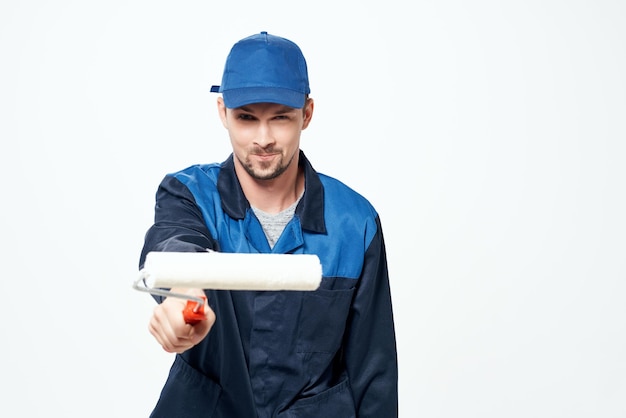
[250,146,280,155]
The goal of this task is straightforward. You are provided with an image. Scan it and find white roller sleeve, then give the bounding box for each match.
[141,251,322,291]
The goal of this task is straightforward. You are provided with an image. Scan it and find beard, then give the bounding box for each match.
[238,148,296,181]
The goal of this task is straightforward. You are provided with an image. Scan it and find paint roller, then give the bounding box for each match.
[133,251,323,324]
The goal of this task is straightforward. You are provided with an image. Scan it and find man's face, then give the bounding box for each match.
[218,99,313,181]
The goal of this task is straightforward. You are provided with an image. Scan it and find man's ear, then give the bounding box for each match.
[217,97,228,128]
[302,98,314,130]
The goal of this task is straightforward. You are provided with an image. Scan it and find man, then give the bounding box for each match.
[140,31,398,417]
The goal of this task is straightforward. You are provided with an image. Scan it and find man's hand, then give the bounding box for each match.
[148,288,215,353]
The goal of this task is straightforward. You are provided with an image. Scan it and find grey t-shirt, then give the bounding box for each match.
[251,193,303,248]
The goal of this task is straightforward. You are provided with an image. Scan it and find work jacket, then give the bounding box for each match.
[140,151,398,418]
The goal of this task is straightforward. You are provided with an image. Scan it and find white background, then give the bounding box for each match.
[1,1,625,417]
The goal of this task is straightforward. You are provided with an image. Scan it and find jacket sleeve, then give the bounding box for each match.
[139,175,219,270]
[345,215,398,417]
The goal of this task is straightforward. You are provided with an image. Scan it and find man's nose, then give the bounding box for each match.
[255,122,275,148]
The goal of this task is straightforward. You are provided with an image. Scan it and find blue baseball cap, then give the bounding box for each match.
[210,32,310,109]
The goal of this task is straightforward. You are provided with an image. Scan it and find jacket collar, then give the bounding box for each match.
[217,150,326,234]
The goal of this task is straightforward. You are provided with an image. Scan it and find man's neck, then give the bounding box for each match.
[235,161,305,214]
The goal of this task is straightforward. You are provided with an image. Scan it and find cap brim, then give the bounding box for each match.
[222,87,306,109]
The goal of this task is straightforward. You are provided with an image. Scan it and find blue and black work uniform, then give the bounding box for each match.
[140,151,398,418]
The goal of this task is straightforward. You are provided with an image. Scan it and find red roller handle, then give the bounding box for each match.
[183,296,206,325]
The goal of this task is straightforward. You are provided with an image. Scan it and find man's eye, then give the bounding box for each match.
[237,114,254,120]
